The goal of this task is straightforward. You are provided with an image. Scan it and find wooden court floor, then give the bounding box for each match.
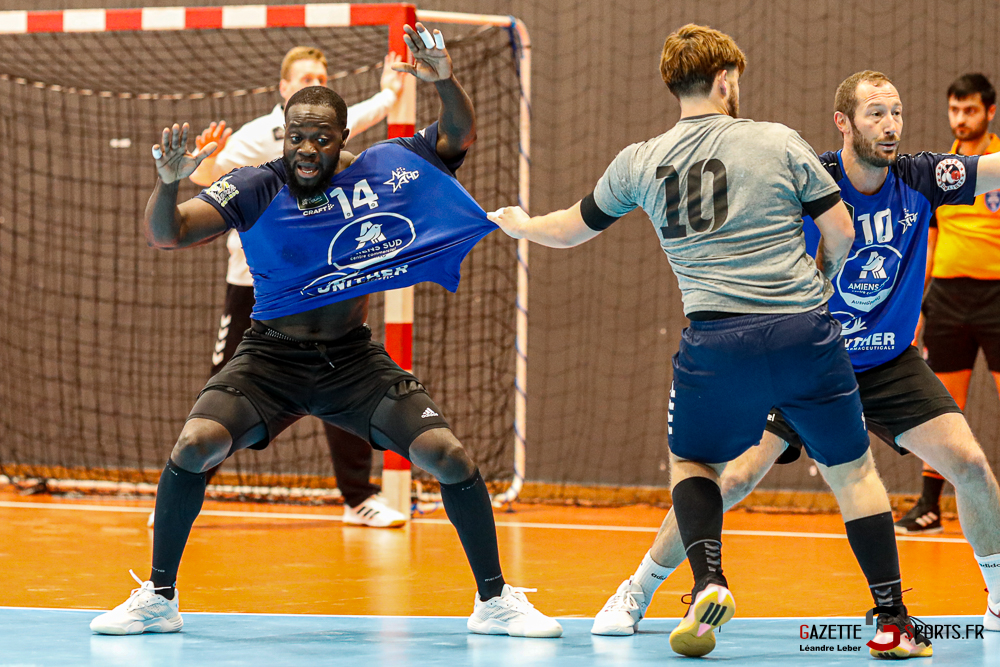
[0,487,990,620]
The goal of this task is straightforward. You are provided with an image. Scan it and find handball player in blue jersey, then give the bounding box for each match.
[493,26,925,659]
[590,70,1000,646]
[89,24,562,639]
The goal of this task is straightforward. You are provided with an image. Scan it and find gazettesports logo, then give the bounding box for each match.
[796,614,983,654]
[935,158,967,191]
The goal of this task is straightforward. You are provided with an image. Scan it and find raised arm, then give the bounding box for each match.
[146,122,229,249]
[392,23,475,161]
[812,200,855,281]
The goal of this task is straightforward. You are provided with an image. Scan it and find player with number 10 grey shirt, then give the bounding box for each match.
[491,23,927,660]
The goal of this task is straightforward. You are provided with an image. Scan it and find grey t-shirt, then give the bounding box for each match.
[593,114,839,315]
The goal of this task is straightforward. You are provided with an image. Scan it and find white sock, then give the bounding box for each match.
[977,552,1000,604]
[632,551,675,602]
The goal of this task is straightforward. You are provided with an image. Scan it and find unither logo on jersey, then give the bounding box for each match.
[836,245,903,312]
[300,264,412,296]
[935,158,967,191]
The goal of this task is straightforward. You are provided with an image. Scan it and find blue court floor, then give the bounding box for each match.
[2,608,998,666]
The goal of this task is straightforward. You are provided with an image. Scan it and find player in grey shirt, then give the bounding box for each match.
[491,23,929,660]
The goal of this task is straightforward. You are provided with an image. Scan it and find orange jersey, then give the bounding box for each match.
[932,133,1000,279]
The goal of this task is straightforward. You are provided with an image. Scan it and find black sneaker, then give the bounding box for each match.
[868,605,932,659]
[894,499,943,535]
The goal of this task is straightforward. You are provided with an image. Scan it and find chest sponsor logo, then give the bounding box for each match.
[935,158,967,191]
[205,176,239,208]
[986,190,1000,213]
[297,191,330,211]
[384,166,419,193]
[300,212,417,297]
[835,244,903,312]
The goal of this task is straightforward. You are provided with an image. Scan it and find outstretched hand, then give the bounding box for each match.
[152,122,218,185]
[195,121,231,155]
[380,52,406,96]
[488,206,530,239]
[392,23,452,83]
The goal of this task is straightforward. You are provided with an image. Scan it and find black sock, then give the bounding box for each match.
[920,471,945,507]
[672,477,727,588]
[150,459,207,599]
[439,469,505,600]
[844,512,904,610]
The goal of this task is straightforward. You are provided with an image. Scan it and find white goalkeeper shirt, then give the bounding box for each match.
[217,88,398,286]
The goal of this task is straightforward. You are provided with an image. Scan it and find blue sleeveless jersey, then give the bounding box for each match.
[802,150,979,371]
[196,123,496,319]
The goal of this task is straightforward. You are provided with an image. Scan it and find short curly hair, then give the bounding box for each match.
[659,24,746,99]
[284,86,348,129]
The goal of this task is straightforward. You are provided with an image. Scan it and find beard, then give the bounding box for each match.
[952,117,990,142]
[724,87,739,118]
[850,120,897,168]
[282,155,338,201]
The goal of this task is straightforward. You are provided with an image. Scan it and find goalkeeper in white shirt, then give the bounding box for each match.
[179,45,408,528]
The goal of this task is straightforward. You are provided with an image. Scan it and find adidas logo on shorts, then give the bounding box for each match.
[420,407,439,419]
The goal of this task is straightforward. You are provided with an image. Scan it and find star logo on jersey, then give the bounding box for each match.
[935,158,966,191]
[384,166,420,192]
[899,209,917,234]
[355,221,387,249]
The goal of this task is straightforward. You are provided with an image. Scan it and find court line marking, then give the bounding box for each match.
[0,500,970,544]
[0,606,985,622]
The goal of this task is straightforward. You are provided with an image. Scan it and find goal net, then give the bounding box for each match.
[0,4,528,498]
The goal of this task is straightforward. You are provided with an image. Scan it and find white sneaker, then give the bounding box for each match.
[986,594,1000,632]
[591,578,647,635]
[467,584,563,638]
[90,570,183,635]
[343,494,407,528]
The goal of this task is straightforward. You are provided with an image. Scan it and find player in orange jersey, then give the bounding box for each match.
[897,73,1000,535]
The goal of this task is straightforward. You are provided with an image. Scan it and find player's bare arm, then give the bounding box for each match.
[812,200,855,280]
[489,202,600,248]
[145,122,228,249]
[393,23,476,160]
[974,151,1000,194]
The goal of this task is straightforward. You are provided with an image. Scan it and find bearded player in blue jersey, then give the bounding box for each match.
[89,24,561,639]
[591,70,1000,651]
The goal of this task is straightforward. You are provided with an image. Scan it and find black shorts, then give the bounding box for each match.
[210,284,256,376]
[669,305,868,468]
[923,277,1000,373]
[188,322,450,459]
[769,346,962,464]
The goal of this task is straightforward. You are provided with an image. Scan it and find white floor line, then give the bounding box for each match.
[0,605,984,622]
[0,500,970,544]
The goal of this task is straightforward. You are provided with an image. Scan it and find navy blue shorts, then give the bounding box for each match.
[668,305,869,467]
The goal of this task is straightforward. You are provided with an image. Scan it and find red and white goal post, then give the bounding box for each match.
[0,4,531,515]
